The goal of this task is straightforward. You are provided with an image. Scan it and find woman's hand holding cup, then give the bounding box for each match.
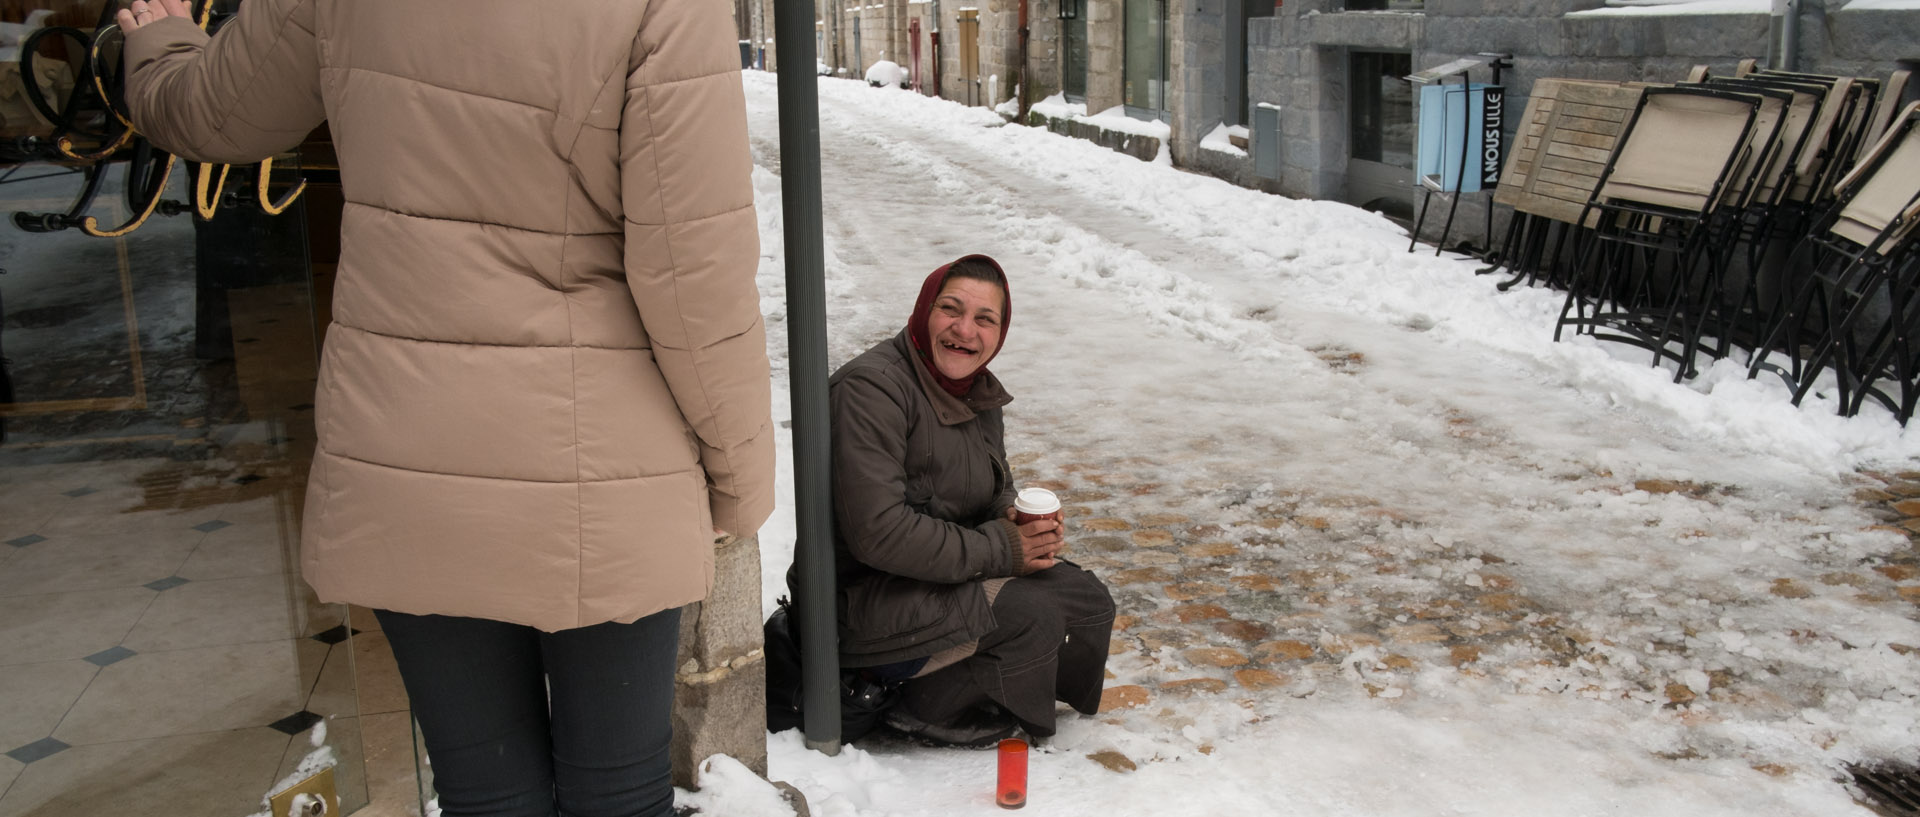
[1010,487,1065,573]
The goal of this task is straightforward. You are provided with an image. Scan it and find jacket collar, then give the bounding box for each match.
[893,331,1012,425]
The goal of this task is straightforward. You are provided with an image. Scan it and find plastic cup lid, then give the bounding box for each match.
[1015,487,1060,514]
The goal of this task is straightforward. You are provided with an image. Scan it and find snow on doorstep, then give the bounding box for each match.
[1030,92,1087,120]
[1200,122,1249,157]
[1080,104,1171,139]
[1569,0,1770,13]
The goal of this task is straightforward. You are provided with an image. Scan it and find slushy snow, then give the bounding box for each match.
[672,71,1919,817]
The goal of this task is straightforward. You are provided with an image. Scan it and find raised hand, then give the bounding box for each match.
[115,0,193,34]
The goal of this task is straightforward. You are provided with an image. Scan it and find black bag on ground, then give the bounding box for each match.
[764,596,901,742]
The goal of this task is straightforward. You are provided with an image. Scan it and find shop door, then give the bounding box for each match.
[0,4,371,814]
[1346,50,1416,220]
[909,18,922,90]
[958,9,980,106]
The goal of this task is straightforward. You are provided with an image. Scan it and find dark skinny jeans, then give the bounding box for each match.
[374,607,681,817]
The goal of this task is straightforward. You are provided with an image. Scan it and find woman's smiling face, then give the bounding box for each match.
[926,277,1005,381]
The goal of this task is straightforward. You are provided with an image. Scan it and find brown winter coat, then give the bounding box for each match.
[829,331,1024,666]
[124,0,775,631]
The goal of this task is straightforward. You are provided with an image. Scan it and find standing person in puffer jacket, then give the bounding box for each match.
[118,0,774,814]
[828,255,1115,747]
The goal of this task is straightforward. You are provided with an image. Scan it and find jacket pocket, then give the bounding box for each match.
[843,575,947,646]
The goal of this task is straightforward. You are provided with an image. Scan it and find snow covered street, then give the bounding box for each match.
[695,72,1920,817]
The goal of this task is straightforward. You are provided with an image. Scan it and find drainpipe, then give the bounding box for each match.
[1770,0,1800,72]
[1017,0,1031,119]
[831,0,844,74]
[774,0,842,757]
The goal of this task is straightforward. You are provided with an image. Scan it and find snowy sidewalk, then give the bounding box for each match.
[706,72,1920,817]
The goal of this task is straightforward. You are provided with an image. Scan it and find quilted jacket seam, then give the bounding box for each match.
[318,449,701,484]
[329,323,646,351]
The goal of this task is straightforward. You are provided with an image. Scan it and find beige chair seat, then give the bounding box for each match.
[1598,92,1757,215]
[1829,104,1920,251]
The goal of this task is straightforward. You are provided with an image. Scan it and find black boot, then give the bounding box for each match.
[883,703,1020,749]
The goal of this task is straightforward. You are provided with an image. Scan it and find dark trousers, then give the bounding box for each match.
[898,562,1115,737]
[374,607,682,817]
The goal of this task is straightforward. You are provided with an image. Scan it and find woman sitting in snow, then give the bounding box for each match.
[826,254,1116,747]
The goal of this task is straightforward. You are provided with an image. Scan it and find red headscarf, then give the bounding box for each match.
[908,254,1011,398]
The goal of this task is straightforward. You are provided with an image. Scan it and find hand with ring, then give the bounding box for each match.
[116,0,193,33]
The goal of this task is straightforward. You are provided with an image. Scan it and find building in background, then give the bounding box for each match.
[775,0,1918,246]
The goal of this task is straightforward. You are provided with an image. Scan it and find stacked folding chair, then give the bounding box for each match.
[1689,74,1831,354]
[1748,102,1920,422]
[1553,86,1770,381]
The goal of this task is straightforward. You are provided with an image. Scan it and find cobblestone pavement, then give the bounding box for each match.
[1009,444,1920,776]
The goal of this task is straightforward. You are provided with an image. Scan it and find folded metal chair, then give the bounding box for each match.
[1748,102,1920,421]
[1752,72,1865,209]
[1863,70,1911,149]
[1553,86,1764,381]
[1693,78,1822,354]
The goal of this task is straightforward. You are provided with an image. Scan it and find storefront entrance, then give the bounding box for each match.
[1345,49,1416,221]
[0,4,381,808]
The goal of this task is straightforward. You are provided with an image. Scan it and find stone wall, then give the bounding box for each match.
[1168,0,1223,168]
[1819,5,1920,80]
[1086,0,1125,114]
[1027,108,1163,161]
[1028,0,1065,104]
[977,0,1021,107]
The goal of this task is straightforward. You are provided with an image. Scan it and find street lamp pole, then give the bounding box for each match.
[774,0,843,757]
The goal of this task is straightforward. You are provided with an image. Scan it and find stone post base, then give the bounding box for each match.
[671,533,768,789]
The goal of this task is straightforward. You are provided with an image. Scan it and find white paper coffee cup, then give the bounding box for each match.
[1014,487,1061,523]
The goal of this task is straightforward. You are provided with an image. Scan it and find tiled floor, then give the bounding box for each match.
[0,453,434,816]
[0,249,426,814]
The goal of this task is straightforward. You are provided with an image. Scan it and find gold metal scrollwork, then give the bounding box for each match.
[255,157,307,216]
[195,163,232,219]
[81,155,180,237]
[15,1,310,238]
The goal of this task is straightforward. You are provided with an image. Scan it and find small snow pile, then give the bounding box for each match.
[1201,122,1249,157]
[1030,92,1088,120]
[1570,0,1770,14]
[674,753,799,817]
[995,84,1022,117]
[816,60,833,76]
[865,60,906,88]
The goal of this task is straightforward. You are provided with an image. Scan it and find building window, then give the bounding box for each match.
[1123,0,1169,119]
[1341,0,1423,9]
[1349,51,1413,169]
[1062,0,1089,100]
[1229,0,1275,126]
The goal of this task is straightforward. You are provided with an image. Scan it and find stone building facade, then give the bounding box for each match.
[771,0,1917,247]
[1218,0,1919,244]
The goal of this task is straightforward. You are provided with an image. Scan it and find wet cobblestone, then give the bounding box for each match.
[1010,451,1920,775]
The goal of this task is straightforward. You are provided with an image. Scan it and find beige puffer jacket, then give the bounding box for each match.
[125,0,775,631]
